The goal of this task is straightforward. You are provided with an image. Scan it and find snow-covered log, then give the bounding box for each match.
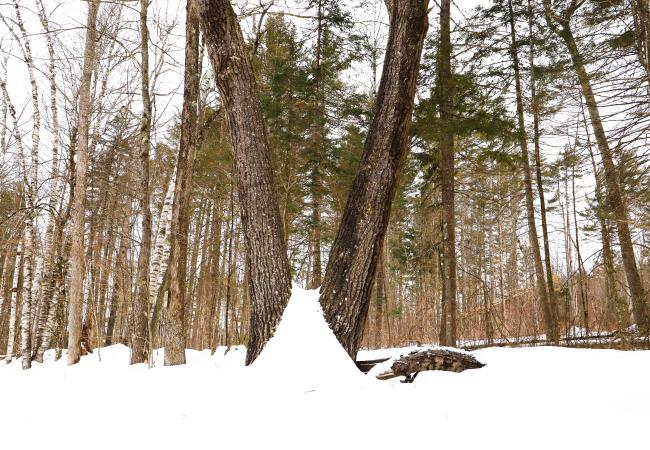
[375,348,485,382]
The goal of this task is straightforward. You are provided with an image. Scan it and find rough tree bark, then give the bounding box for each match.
[374,247,386,348]
[165,0,200,366]
[131,0,153,365]
[508,0,559,343]
[544,0,649,334]
[196,0,292,365]
[375,348,485,381]
[437,0,457,347]
[319,0,430,358]
[67,0,100,366]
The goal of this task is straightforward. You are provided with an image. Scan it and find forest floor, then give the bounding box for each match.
[2,288,649,449]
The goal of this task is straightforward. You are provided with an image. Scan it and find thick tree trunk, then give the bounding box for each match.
[508,0,559,343]
[131,0,153,365]
[319,0,429,358]
[165,0,200,366]
[545,7,650,333]
[197,0,292,364]
[437,0,457,346]
[67,0,100,366]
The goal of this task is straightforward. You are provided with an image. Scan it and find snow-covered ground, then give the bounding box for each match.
[2,288,649,449]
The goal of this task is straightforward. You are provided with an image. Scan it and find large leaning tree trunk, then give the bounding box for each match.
[319,0,430,358]
[131,0,153,365]
[67,0,100,366]
[543,0,650,334]
[437,0,457,347]
[165,0,200,366]
[508,0,559,343]
[197,0,292,365]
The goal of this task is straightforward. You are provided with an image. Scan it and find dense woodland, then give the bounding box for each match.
[1,0,650,369]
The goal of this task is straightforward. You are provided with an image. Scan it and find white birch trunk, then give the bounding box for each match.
[0,54,7,154]
[19,221,34,369]
[1,58,34,367]
[4,242,22,364]
[149,172,176,311]
[0,250,8,322]
[11,0,41,369]
[32,0,63,363]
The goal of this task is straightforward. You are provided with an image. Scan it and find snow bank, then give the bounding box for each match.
[250,286,365,390]
[1,292,650,449]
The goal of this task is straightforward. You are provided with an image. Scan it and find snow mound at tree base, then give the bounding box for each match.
[250,286,367,390]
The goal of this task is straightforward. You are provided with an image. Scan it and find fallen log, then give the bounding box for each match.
[375,348,485,382]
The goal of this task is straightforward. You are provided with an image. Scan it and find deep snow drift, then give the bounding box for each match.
[249,286,366,389]
[1,287,649,450]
